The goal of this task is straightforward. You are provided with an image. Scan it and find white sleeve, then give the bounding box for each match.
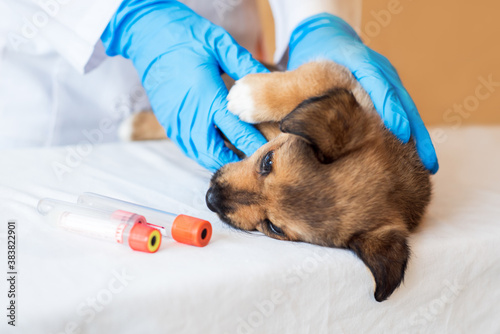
[268,0,362,64]
[4,0,123,74]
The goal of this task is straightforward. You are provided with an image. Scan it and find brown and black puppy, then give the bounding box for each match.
[123,60,431,301]
[206,61,431,302]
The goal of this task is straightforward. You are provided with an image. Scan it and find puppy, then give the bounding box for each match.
[206,61,431,302]
[124,60,431,302]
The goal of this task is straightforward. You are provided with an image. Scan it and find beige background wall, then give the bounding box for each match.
[362,0,500,126]
[257,0,500,126]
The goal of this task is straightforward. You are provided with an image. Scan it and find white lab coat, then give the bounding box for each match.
[0,0,361,149]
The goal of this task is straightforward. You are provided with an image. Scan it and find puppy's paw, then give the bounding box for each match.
[227,76,256,123]
[227,76,260,123]
[118,114,135,141]
[227,72,300,124]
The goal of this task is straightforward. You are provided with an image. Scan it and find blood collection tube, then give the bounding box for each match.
[77,192,212,247]
[37,198,162,253]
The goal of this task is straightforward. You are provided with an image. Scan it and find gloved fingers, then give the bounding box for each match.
[194,127,242,172]
[209,28,269,81]
[365,49,438,172]
[194,70,267,157]
[353,66,411,143]
[391,84,439,174]
[161,110,242,172]
[149,74,241,172]
[213,106,267,158]
[371,50,406,86]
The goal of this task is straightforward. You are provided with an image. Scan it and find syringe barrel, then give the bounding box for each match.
[77,192,212,247]
[37,198,161,253]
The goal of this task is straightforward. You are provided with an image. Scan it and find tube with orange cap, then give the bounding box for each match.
[77,192,212,247]
[37,198,162,253]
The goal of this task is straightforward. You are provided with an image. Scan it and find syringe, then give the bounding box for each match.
[77,192,212,247]
[37,198,162,253]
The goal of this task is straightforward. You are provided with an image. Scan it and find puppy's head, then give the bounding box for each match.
[207,88,431,301]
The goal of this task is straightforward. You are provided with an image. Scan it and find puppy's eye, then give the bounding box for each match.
[259,151,274,175]
[265,219,285,237]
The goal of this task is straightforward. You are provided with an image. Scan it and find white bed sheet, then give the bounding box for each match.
[0,126,499,334]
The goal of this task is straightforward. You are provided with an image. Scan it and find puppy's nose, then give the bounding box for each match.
[206,187,220,213]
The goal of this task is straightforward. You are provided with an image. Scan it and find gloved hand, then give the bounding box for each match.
[101,0,268,171]
[288,13,438,173]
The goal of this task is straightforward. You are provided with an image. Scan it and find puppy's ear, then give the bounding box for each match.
[347,225,410,302]
[280,88,370,164]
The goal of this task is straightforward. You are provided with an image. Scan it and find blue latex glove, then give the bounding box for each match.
[101,0,268,171]
[288,13,438,173]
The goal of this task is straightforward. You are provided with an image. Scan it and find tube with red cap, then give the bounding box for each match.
[37,198,162,253]
[77,192,212,247]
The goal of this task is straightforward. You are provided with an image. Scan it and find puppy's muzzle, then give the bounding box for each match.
[206,186,223,213]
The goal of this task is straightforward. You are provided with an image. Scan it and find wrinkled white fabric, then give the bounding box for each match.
[0,126,499,333]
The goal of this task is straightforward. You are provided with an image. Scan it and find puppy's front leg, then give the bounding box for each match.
[227,61,358,123]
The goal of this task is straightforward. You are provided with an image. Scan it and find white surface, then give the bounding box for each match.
[0,126,499,334]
